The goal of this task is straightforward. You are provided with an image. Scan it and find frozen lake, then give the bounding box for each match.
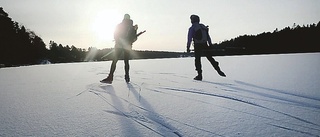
[0,53,319,136]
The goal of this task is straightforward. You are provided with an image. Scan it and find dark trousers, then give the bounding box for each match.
[194,43,220,75]
[109,47,131,76]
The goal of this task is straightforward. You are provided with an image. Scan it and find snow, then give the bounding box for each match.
[0,53,320,137]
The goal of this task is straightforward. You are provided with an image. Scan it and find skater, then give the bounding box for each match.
[186,14,226,80]
[101,14,137,84]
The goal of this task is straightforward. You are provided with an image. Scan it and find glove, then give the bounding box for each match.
[187,48,190,53]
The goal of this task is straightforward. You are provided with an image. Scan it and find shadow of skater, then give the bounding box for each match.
[187,14,226,81]
[98,85,145,136]
[127,83,183,137]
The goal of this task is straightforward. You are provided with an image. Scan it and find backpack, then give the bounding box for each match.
[127,25,137,43]
[114,20,136,44]
[193,24,209,43]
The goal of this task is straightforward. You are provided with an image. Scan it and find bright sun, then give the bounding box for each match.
[91,10,122,42]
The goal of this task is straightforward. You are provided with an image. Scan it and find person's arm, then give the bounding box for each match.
[206,27,213,46]
[187,27,194,51]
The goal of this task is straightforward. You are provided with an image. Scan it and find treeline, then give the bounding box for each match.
[1,6,320,67]
[212,22,320,55]
[1,7,48,66]
[47,41,86,63]
[0,7,182,67]
[0,7,88,66]
[80,47,183,62]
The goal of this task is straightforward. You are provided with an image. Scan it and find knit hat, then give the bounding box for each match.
[190,14,200,23]
[124,14,130,20]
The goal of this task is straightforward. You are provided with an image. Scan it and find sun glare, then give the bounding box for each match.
[91,10,122,42]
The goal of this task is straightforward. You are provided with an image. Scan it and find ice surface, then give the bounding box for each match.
[0,53,319,136]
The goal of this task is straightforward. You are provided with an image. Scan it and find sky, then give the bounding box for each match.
[1,0,320,52]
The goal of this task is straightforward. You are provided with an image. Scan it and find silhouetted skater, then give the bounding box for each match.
[101,14,137,84]
[187,14,226,80]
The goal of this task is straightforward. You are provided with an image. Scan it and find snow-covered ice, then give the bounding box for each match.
[0,53,319,137]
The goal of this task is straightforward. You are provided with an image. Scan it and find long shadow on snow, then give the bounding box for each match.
[160,86,320,127]
[149,87,320,133]
[90,83,183,137]
[78,83,224,136]
[234,80,320,102]
[268,124,320,137]
[135,83,228,137]
[203,80,320,110]
[218,81,320,109]
[126,83,183,137]
[90,84,145,137]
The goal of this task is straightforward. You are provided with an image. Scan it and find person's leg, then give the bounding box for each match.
[194,44,203,80]
[204,46,226,77]
[109,48,122,75]
[101,48,122,83]
[123,48,131,82]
